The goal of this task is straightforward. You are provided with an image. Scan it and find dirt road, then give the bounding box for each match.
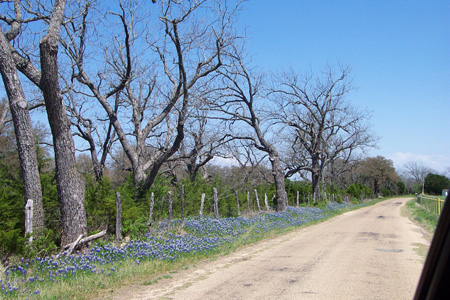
[110,198,431,300]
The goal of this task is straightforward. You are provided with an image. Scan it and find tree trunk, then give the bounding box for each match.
[0,28,45,236]
[39,0,87,246]
[269,154,287,211]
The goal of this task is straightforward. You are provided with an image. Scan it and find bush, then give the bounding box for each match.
[381,187,391,197]
[424,173,450,195]
[346,183,371,200]
[0,229,25,263]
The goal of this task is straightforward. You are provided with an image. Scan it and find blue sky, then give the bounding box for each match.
[237,0,450,174]
[1,1,448,175]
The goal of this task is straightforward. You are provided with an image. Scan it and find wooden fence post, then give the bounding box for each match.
[181,185,185,227]
[25,199,33,243]
[147,192,155,230]
[168,191,173,230]
[254,189,261,212]
[213,188,219,219]
[264,193,270,211]
[247,191,250,211]
[235,191,240,216]
[199,193,205,219]
[296,191,299,207]
[115,192,122,243]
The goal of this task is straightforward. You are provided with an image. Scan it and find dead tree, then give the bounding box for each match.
[64,0,243,192]
[211,47,288,211]
[273,65,376,201]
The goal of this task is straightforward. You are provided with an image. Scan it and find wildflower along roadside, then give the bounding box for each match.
[1,203,351,299]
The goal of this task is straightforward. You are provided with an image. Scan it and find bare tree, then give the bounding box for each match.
[1,0,88,246]
[177,103,235,182]
[273,66,376,200]
[64,0,242,192]
[0,4,45,237]
[227,139,272,186]
[402,161,433,193]
[211,48,288,211]
[67,92,116,181]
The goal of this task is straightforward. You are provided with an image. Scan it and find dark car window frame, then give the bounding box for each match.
[414,194,450,299]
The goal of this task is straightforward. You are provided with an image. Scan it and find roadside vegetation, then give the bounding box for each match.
[406,198,440,233]
[1,201,381,299]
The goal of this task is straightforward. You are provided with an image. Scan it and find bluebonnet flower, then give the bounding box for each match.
[1,202,352,297]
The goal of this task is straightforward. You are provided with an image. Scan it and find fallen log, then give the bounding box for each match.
[62,230,107,251]
[66,234,84,256]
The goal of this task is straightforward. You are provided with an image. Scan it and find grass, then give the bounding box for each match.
[0,200,388,299]
[405,198,440,233]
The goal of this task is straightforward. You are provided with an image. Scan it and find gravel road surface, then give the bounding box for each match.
[109,198,430,300]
